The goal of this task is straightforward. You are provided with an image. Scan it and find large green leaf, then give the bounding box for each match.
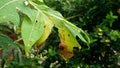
[29,1,90,44]
[21,1,54,56]
[0,33,22,67]
[21,15,44,56]
[0,0,26,25]
[0,33,18,59]
[21,1,90,58]
[35,3,90,44]
[0,0,90,58]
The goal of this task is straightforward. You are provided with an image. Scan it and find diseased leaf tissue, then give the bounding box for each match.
[0,0,90,59]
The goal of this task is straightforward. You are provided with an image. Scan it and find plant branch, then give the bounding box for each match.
[66,14,82,20]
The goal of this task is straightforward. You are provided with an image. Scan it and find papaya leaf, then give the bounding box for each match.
[21,1,54,56]
[0,0,26,25]
[35,14,54,46]
[57,21,90,59]
[58,26,81,59]
[64,22,91,45]
[37,4,90,44]
[0,0,90,58]
[26,1,90,59]
[39,8,90,59]
[21,15,44,56]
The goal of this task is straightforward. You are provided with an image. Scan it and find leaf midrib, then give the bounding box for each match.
[26,11,40,46]
[28,1,90,44]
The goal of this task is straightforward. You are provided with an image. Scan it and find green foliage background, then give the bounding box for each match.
[0,0,120,68]
[44,0,120,68]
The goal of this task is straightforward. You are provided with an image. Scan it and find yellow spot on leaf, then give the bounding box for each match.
[3,16,6,19]
[77,28,81,32]
[44,22,48,27]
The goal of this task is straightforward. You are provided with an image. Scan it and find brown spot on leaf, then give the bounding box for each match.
[59,45,65,51]
[44,22,48,28]
[59,41,66,52]
[59,45,73,59]
[59,34,74,59]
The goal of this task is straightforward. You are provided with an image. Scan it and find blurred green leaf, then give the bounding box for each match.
[100,11,118,27]
[0,0,26,25]
[0,33,21,67]
[110,30,120,41]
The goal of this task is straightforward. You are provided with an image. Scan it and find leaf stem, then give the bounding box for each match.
[66,14,82,20]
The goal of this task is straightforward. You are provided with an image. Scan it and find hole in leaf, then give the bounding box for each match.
[35,20,38,23]
[44,25,46,28]
[73,47,79,51]
[68,34,70,37]
[73,47,79,54]
[76,36,87,48]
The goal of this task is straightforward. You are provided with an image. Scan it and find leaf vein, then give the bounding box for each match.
[0,0,18,10]
[27,11,39,46]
